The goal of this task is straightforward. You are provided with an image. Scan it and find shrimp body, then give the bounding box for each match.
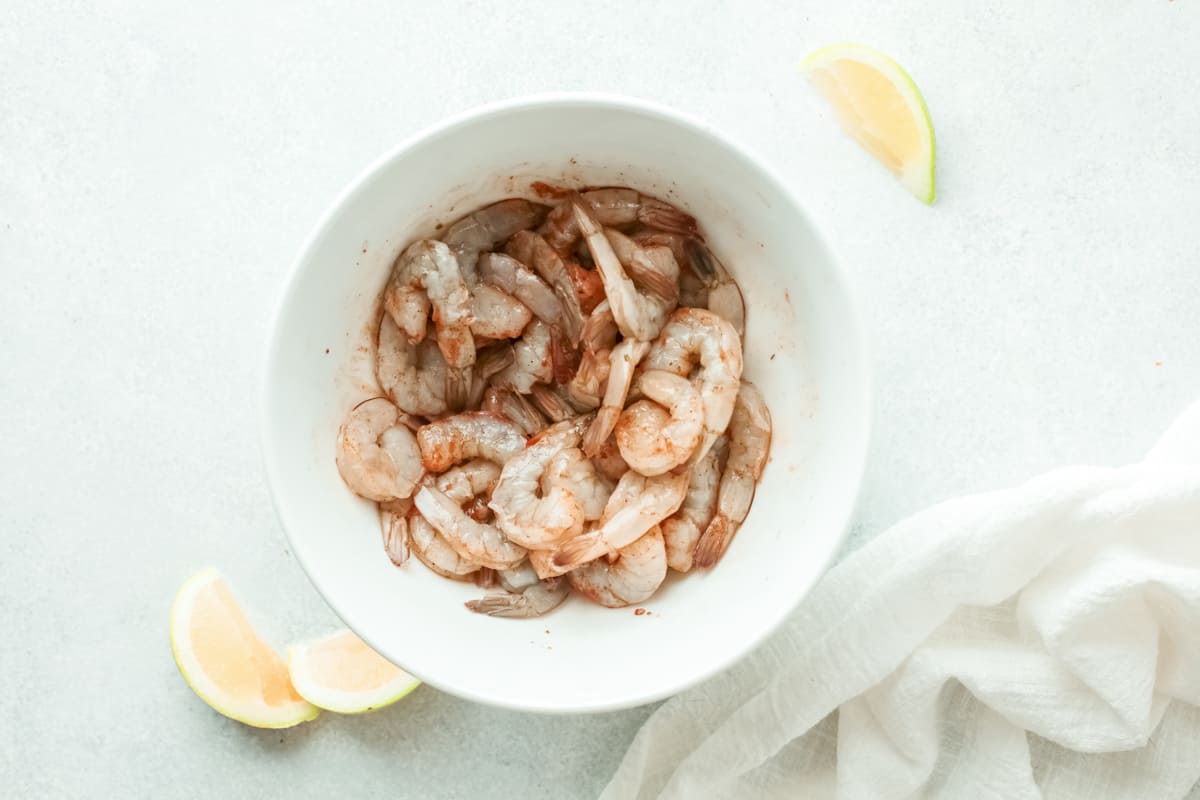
[335,397,424,503]
[413,458,525,570]
[545,446,612,522]
[582,338,651,456]
[477,252,562,326]
[489,416,593,549]
[662,442,722,572]
[694,382,772,568]
[383,240,475,370]
[541,188,698,255]
[416,412,527,473]
[573,201,671,341]
[644,307,743,463]
[568,526,668,608]
[443,199,549,278]
[376,314,448,417]
[491,319,553,394]
[615,370,704,476]
[506,231,585,345]
[410,513,483,579]
[551,470,688,570]
[465,343,515,410]
[466,575,570,618]
[469,284,531,339]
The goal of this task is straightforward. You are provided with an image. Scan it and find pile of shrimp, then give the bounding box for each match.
[335,186,772,618]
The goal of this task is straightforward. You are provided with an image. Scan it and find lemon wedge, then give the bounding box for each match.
[802,44,936,203]
[170,568,319,728]
[287,630,421,714]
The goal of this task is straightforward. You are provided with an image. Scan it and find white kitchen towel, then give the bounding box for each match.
[602,402,1200,800]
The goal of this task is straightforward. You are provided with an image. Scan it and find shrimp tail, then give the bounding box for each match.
[683,238,717,281]
[628,258,680,301]
[380,509,410,566]
[638,199,699,238]
[473,567,497,588]
[445,365,471,411]
[551,530,604,571]
[465,593,534,617]
[693,514,734,568]
[582,407,619,457]
[549,324,581,384]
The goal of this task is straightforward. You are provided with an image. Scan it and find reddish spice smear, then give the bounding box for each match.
[530,181,568,199]
[325,348,331,354]
[634,608,647,616]
[568,262,606,315]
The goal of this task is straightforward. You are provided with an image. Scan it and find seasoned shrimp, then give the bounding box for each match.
[568,301,619,409]
[383,240,475,377]
[615,370,704,476]
[481,386,548,437]
[414,483,525,570]
[540,188,698,255]
[489,416,593,549]
[568,526,668,608]
[661,441,722,572]
[567,262,606,315]
[491,319,553,394]
[582,338,651,457]
[547,447,612,522]
[443,199,549,278]
[469,284,531,339]
[416,412,527,473]
[376,314,448,417]
[410,512,482,579]
[506,231,585,345]
[606,228,680,303]
[551,470,688,570]
[466,575,569,618]
[644,307,743,463]
[684,239,746,337]
[573,199,672,341]
[529,383,581,423]
[694,382,772,568]
[477,252,561,326]
[335,397,424,502]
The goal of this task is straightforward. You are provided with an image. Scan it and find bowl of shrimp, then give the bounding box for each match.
[262,94,870,713]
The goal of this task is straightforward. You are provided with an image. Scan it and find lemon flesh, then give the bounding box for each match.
[803,44,936,203]
[170,568,319,728]
[287,630,421,714]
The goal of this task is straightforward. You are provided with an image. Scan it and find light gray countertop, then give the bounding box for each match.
[3,1,1198,797]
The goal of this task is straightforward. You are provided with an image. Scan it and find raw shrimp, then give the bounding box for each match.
[684,239,746,337]
[335,397,424,502]
[465,343,515,409]
[582,338,651,457]
[416,412,527,473]
[506,231,585,346]
[540,188,698,255]
[489,416,593,549]
[410,513,482,579]
[694,382,772,568]
[547,447,612,522]
[481,386,548,437]
[615,370,704,476]
[661,441,722,572]
[477,252,561,326]
[568,526,668,608]
[550,470,688,570]
[469,284,531,339]
[466,576,569,618]
[573,200,672,341]
[567,262,606,315]
[491,319,553,394]
[568,302,619,409]
[443,199,549,278]
[383,240,475,378]
[379,497,413,566]
[606,228,680,303]
[643,307,743,462]
[414,480,526,571]
[376,314,448,417]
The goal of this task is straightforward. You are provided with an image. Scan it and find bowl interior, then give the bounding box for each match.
[263,97,869,712]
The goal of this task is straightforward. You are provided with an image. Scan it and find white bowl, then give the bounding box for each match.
[262,94,870,713]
